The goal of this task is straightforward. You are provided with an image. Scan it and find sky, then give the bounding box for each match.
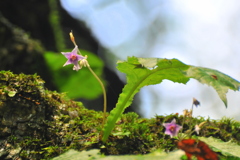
[60,0,240,120]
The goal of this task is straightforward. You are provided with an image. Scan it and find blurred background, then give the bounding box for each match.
[1,0,240,120]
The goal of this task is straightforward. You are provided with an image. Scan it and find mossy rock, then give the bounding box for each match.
[0,13,56,90]
[0,71,105,159]
[0,71,240,159]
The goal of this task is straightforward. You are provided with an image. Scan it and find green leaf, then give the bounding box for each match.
[186,66,240,106]
[44,50,104,99]
[52,149,185,160]
[102,56,240,142]
[102,57,190,142]
[199,136,240,158]
[52,149,101,160]
[7,90,17,97]
[100,150,184,160]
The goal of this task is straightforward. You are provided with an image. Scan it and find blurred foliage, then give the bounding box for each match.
[52,149,185,160]
[199,136,240,158]
[44,49,105,99]
[48,0,65,51]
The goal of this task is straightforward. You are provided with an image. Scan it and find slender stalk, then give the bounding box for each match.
[69,31,107,129]
[191,104,194,117]
[86,64,107,126]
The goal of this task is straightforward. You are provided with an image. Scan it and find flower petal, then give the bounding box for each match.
[163,119,182,137]
[61,46,86,71]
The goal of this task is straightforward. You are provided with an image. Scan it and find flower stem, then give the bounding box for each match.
[68,31,107,129]
[86,64,107,127]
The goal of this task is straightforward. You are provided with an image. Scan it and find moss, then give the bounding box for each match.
[0,71,240,159]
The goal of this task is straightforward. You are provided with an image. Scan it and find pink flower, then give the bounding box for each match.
[62,46,86,71]
[163,119,182,138]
